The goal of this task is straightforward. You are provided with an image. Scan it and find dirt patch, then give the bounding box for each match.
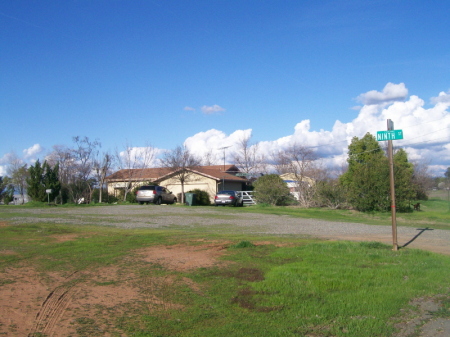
[49,233,82,243]
[0,244,221,336]
[0,249,16,255]
[137,243,231,271]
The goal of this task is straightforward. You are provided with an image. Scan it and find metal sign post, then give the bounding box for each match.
[377,119,402,251]
[387,123,398,251]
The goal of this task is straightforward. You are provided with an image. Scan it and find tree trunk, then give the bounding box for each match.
[181,183,185,204]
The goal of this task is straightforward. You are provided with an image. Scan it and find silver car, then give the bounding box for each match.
[214,190,244,207]
[136,185,177,205]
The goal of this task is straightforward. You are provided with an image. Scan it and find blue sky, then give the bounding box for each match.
[1,0,450,176]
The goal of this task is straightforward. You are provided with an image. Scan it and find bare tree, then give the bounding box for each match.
[115,141,156,201]
[46,144,75,204]
[233,134,265,178]
[159,145,201,204]
[46,137,100,204]
[70,136,101,203]
[6,152,28,204]
[273,144,319,207]
[47,145,73,185]
[201,149,220,166]
[93,151,114,203]
[411,159,433,200]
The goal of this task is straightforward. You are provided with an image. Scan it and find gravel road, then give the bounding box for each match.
[5,205,450,255]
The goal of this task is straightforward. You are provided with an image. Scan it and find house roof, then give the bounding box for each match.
[105,165,246,183]
[105,167,172,182]
[280,173,315,185]
[155,165,246,183]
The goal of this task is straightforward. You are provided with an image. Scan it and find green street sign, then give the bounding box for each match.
[376,130,403,141]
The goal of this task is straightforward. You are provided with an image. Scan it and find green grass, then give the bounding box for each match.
[209,193,450,230]
[3,190,449,230]
[1,216,449,336]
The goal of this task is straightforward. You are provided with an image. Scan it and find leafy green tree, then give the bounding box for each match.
[43,162,61,202]
[0,176,14,204]
[27,160,47,201]
[253,174,290,206]
[340,133,416,212]
[445,167,450,180]
[26,160,61,202]
[340,133,389,211]
[393,149,416,210]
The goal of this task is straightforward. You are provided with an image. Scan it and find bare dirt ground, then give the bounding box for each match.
[0,206,449,336]
[0,239,231,336]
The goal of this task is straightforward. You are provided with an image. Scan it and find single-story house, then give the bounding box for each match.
[105,165,247,202]
[280,173,315,200]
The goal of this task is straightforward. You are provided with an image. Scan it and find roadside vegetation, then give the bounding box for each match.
[2,134,449,213]
[3,189,449,231]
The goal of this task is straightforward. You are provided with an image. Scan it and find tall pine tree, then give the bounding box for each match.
[340,133,415,212]
[27,160,61,202]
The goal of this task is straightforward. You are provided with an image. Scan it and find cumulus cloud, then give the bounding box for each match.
[0,154,9,176]
[23,144,44,159]
[184,83,450,175]
[184,129,251,162]
[201,104,226,115]
[118,146,161,168]
[184,106,196,111]
[356,82,408,105]
[431,90,450,106]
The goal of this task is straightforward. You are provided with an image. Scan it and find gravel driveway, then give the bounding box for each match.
[5,205,450,255]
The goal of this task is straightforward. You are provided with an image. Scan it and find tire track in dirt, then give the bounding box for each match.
[28,272,81,337]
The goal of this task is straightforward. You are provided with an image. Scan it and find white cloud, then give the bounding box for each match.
[356,82,408,105]
[23,144,44,159]
[184,83,450,176]
[118,146,161,168]
[184,129,251,162]
[431,90,450,106]
[200,104,226,115]
[184,106,196,111]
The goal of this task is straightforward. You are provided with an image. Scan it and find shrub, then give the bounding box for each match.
[253,174,290,206]
[314,179,348,209]
[231,241,256,248]
[186,189,211,205]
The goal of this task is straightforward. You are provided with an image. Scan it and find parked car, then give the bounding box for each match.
[136,185,177,205]
[214,190,244,207]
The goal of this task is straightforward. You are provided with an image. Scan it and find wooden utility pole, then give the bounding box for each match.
[387,119,398,251]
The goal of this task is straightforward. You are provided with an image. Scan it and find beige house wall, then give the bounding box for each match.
[106,171,246,203]
[160,174,218,202]
[107,181,149,197]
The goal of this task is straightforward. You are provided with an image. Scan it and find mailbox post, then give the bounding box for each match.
[46,189,52,205]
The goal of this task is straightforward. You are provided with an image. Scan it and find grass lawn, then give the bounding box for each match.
[229,189,450,230]
[1,202,450,336]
